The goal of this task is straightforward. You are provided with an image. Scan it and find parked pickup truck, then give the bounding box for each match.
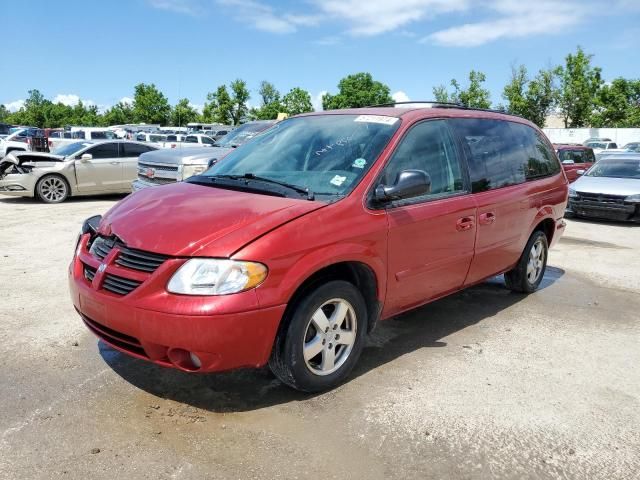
[0,127,44,158]
[48,128,117,151]
[132,120,275,190]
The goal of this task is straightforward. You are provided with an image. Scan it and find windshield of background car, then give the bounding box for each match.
[587,142,606,149]
[215,122,272,147]
[52,142,92,156]
[586,159,640,179]
[201,114,400,199]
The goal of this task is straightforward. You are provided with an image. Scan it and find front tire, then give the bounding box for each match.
[505,231,548,293]
[269,280,367,392]
[35,174,70,203]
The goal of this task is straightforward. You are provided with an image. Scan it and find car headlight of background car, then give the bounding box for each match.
[181,164,207,180]
[568,187,578,198]
[624,194,640,203]
[167,259,268,295]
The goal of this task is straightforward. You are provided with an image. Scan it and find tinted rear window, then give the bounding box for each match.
[450,119,559,192]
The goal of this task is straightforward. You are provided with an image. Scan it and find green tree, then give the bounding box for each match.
[252,81,283,120]
[258,81,280,106]
[433,70,491,108]
[0,104,10,123]
[502,64,529,117]
[591,78,640,127]
[229,79,250,125]
[322,72,393,110]
[171,98,199,126]
[132,83,171,125]
[555,46,603,127]
[102,101,135,126]
[282,87,313,115]
[503,65,558,127]
[203,85,233,124]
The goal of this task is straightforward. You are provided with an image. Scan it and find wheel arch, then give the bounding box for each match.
[281,260,382,334]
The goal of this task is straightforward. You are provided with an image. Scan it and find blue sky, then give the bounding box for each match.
[2,0,639,113]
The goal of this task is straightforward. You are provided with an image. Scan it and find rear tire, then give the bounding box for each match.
[35,174,70,203]
[505,230,548,293]
[269,280,367,392]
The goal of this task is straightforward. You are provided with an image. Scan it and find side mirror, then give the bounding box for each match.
[80,153,92,162]
[375,169,431,202]
[562,159,575,165]
[576,169,585,176]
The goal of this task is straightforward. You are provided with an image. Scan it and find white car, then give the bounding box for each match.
[585,141,618,154]
[0,128,42,158]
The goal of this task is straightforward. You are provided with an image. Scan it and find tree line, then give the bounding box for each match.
[1,47,638,129]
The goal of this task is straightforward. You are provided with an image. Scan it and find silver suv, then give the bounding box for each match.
[132,120,276,191]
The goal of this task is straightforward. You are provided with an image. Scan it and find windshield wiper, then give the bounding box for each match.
[214,173,315,200]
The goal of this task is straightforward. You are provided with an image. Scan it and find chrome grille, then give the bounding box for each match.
[577,192,626,205]
[137,174,175,185]
[138,161,178,172]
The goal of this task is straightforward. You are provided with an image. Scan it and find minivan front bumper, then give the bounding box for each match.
[69,236,285,373]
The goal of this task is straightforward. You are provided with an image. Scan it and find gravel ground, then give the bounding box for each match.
[0,193,639,480]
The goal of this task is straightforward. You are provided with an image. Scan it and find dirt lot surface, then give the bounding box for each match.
[1,194,639,480]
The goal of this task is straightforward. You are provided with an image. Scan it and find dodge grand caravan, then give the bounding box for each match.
[69,104,568,392]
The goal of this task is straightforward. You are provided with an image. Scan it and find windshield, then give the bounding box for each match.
[199,114,400,199]
[52,142,92,156]
[623,143,640,152]
[586,159,640,179]
[586,142,606,149]
[215,122,273,147]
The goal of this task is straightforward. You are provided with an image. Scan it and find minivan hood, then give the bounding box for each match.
[573,176,640,197]
[99,182,325,257]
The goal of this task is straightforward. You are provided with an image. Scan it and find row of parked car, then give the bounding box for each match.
[0,120,275,202]
[1,119,639,224]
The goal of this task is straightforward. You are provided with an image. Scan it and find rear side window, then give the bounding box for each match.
[450,119,525,192]
[508,122,561,179]
[451,119,560,192]
[201,136,215,145]
[84,143,118,159]
[121,143,153,157]
[382,120,464,199]
[185,136,198,143]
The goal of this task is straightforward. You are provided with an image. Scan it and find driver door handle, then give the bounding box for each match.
[456,216,475,231]
[110,161,120,165]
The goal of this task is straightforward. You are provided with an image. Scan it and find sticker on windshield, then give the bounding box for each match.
[352,158,367,169]
[354,115,398,126]
[330,175,347,187]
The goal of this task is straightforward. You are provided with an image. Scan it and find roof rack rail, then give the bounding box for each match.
[366,100,516,117]
[367,100,463,108]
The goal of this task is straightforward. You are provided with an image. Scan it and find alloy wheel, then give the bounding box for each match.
[303,298,357,376]
[526,238,545,284]
[39,176,68,202]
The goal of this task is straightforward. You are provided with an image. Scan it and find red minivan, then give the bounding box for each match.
[70,105,568,392]
[555,144,596,182]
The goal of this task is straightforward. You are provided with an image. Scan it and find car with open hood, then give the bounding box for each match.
[70,104,567,392]
[567,154,640,222]
[0,140,157,202]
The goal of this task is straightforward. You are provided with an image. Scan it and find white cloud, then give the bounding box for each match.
[4,100,25,112]
[217,0,320,34]
[315,0,469,36]
[392,91,410,103]
[146,0,201,16]
[119,96,134,106]
[314,35,341,46]
[53,94,81,106]
[313,91,327,111]
[426,0,584,47]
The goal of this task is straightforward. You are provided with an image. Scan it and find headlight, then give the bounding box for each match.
[625,194,640,203]
[568,188,578,198]
[167,259,268,295]
[181,164,207,180]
